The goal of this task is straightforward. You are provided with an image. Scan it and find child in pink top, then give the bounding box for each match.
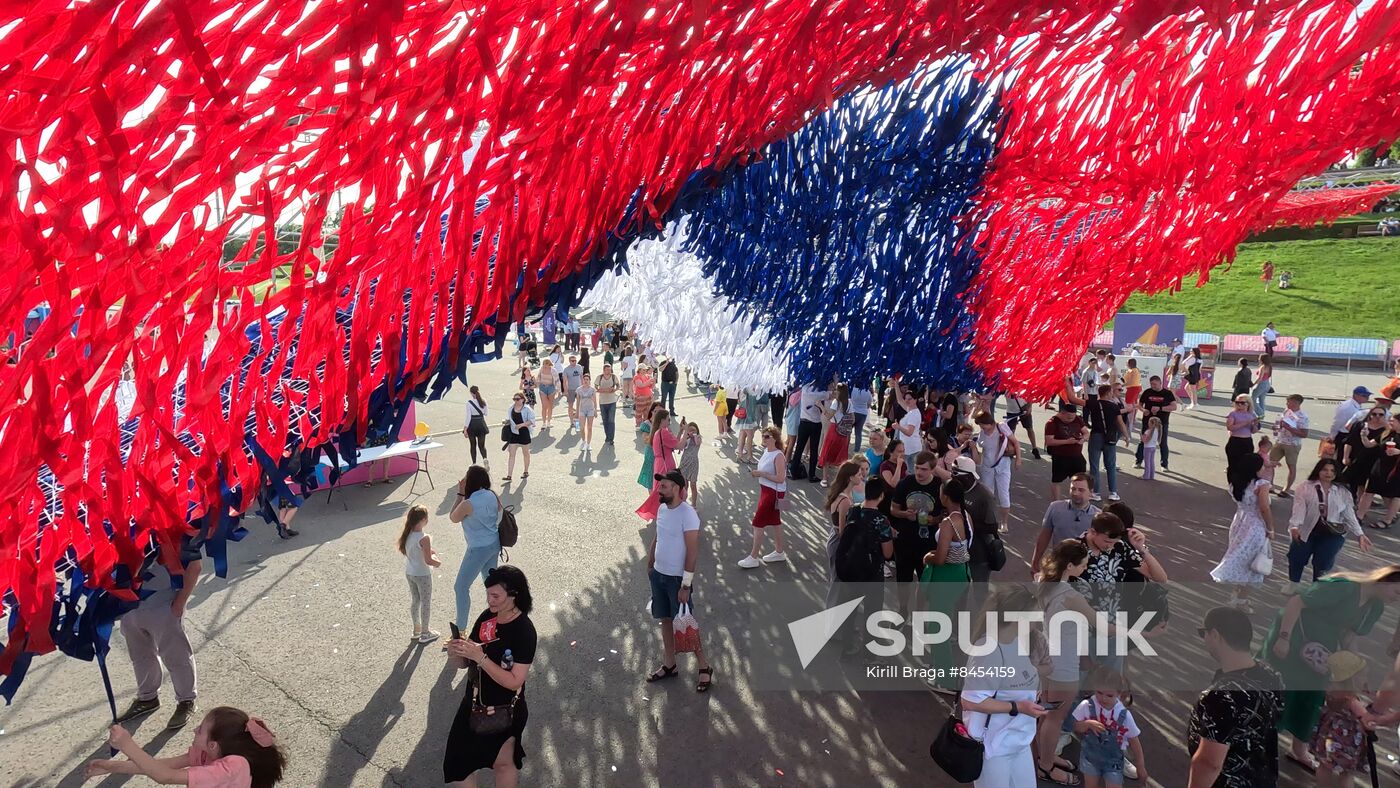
[88,706,287,787]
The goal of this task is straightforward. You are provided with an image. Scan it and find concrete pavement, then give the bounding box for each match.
[3,355,1398,787]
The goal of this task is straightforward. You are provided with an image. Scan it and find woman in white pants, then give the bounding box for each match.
[960,585,1047,787]
[970,410,1019,529]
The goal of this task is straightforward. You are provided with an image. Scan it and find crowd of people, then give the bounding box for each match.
[81,317,1400,787]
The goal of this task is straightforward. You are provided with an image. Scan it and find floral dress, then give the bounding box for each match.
[519,374,537,407]
[1310,696,1368,775]
[1210,478,1271,585]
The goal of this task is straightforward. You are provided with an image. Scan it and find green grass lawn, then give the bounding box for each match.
[1121,237,1400,339]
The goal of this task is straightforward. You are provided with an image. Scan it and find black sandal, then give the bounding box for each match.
[645,664,678,683]
[1365,520,1391,530]
[696,667,714,693]
[1037,765,1082,786]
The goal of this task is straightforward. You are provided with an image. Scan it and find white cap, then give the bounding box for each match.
[953,455,979,479]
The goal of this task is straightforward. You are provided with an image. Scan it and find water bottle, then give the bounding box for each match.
[502,648,515,670]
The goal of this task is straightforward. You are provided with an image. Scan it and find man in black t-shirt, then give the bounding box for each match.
[1187,606,1282,788]
[889,451,943,616]
[1087,384,1129,501]
[1134,375,1178,470]
[658,358,680,413]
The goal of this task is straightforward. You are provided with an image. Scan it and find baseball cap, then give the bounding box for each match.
[653,470,686,487]
[1354,386,1374,398]
[952,455,979,479]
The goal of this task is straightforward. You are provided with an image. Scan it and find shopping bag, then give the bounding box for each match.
[673,603,702,653]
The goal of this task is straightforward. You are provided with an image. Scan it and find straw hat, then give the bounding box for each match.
[1327,650,1366,684]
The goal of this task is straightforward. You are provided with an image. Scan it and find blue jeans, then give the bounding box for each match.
[454,545,500,629]
[1251,380,1269,420]
[601,402,616,443]
[1287,527,1346,583]
[1087,433,1118,495]
[852,413,868,452]
[660,382,677,413]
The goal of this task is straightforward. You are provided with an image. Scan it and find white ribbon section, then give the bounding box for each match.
[580,227,794,393]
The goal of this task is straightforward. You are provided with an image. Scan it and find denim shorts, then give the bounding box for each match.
[1078,758,1123,784]
[648,569,693,619]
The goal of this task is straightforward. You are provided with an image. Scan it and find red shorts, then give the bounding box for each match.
[1125,386,1142,405]
[752,486,784,528]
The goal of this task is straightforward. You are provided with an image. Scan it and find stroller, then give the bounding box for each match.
[522,335,540,367]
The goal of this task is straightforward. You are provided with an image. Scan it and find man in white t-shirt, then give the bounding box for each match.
[791,383,827,482]
[1271,393,1309,495]
[849,386,873,451]
[1330,386,1372,442]
[895,390,923,457]
[620,347,637,403]
[645,470,712,690]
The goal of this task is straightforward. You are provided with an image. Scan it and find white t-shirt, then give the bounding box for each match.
[1262,327,1279,343]
[976,423,1013,467]
[960,637,1041,758]
[1275,408,1310,447]
[1331,399,1365,436]
[799,385,826,423]
[849,387,873,415]
[620,355,637,379]
[897,409,923,456]
[1072,698,1141,750]
[653,501,701,577]
[757,449,787,492]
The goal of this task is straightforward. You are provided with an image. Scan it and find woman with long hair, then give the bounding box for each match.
[636,408,681,522]
[536,358,559,426]
[733,387,768,464]
[1358,414,1400,527]
[1286,458,1371,586]
[1224,394,1259,476]
[1209,453,1274,611]
[1251,353,1274,420]
[1035,539,1093,786]
[1264,564,1400,770]
[518,366,537,408]
[463,385,491,468]
[823,461,864,578]
[1183,347,1202,409]
[818,383,854,486]
[445,565,537,788]
[398,504,442,643]
[449,466,503,630]
[501,392,535,482]
[1343,407,1390,497]
[575,373,598,452]
[879,439,907,491]
[742,427,788,568]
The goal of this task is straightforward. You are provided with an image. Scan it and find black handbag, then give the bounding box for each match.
[468,665,520,736]
[929,712,984,783]
[981,531,1007,572]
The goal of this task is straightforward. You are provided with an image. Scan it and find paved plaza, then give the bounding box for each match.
[3,357,1398,787]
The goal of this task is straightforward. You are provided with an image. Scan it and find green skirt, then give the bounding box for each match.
[921,562,971,680]
[637,446,655,489]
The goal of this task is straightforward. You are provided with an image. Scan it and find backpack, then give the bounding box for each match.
[833,509,884,582]
[493,493,519,549]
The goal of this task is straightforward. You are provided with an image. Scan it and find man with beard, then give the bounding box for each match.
[644,470,714,692]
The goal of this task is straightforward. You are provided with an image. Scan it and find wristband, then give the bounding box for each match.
[1007,702,1019,717]
[682,571,694,587]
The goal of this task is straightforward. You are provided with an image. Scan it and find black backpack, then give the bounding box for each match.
[833,509,883,582]
[493,493,519,549]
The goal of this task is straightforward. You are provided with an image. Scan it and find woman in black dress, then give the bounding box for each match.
[1342,408,1389,496]
[445,565,537,788]
[1359,414,1400,528]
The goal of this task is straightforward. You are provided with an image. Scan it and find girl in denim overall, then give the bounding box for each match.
[1072,669,1148,787]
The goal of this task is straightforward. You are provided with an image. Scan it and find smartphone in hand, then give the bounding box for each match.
[449,622,462,641]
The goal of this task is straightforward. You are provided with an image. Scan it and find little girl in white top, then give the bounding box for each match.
[397,505,442,643]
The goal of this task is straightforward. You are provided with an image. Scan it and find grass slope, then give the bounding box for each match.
[1121,237,1400,339]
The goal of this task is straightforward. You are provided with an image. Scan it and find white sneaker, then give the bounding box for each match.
[1090,493,1102,502]
[761,551,787,563]
[737,555,763,569]
[1123,759,1138,780]
[1107,492,1121,501]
